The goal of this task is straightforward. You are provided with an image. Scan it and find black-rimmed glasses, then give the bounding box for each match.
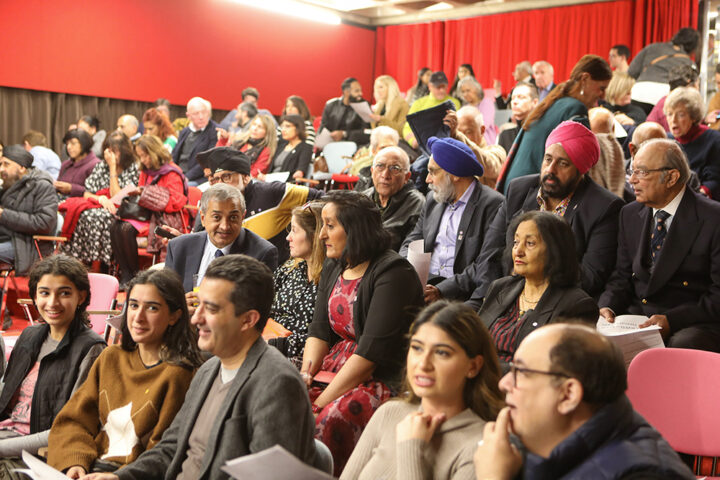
[508,361,571,387]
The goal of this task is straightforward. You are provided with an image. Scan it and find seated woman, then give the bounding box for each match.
[664,86,720,199]
[56,129,100,198]
[268,115,313,181]
[62,131,139,270]
[0,255,105,459]
[47,268,203,477]
[601,72,647,126]
[479,211,598,367]
[406,67,431,106]
[217,114,277,178]
[269,202,325,363]
[77,115,106,159]
[341,301,504,480]
[109,135,189,285]
[449,63,475,100]
[283,95,316,146]
[301,190,424,475]
[142,108,178,152]
[457,76,497,146]
[369,75,409,137]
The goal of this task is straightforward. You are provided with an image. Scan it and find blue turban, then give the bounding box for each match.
[427,136,484,178]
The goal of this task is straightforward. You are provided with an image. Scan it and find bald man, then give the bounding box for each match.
[116,115,140,142]
[454,106,505,187]
[588,107,625,197]
[628,121,667,159]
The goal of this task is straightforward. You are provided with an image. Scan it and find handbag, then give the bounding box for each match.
[117,196,151,222]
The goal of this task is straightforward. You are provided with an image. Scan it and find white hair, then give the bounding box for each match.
[187,96,212,113]
[533,60,554,74]
[457,105,484,128]
[373,146,410,172]
[370,126,399,151]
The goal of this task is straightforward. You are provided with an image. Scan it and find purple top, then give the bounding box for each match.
[475,97,498,145]
[57,151,100,197]
[429,181,475,278]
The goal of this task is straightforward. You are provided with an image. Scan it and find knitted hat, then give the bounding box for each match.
[196,147,251,176]
[544,121,600,174]
[2,145,33,168]
[427,136,484,178]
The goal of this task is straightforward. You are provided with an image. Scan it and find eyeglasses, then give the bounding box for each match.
[507,361,570,387]
[626,166,673,178]
[208,172,238,185]
[373,163,405,175]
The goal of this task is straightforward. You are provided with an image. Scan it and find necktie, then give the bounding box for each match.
[214,249,224,258]
[650,210,670,263]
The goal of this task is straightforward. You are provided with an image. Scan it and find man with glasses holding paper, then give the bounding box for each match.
[473,323,693,480]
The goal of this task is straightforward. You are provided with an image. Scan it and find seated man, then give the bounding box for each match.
[400,136,503,301]
[436,121,623,306]
[22,130,61,180]
[173,97,219,186]
[351,125,402,191]
[116,114,141,142]
[599,138,720,352]
[454,106,505,187]
[319,77,371,146]
[104,255,317,480]
[0,145,57,275]
[474,323,694,480]
[497,82,538,156]
[402,71,461,149]
[195,147,323,262]
[165,184,278,301]
[362,146,424,251]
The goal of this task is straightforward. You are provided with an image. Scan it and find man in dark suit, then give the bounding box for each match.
[532,60,556,101]
[173,96,219,186]
[400,136,503,303]
[435,120,624,307]
[165,183,278,311]
[599,139,720,352]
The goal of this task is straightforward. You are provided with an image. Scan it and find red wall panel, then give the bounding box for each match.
[0,0,376,116]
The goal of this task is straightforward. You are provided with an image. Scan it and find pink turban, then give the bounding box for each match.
[544,121,600,174]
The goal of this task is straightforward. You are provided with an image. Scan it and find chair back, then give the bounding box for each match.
[87,273,119,336]
[322,142,357,174]
[627,348,720,457]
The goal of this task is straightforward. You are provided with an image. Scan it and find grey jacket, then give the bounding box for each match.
[116,337,316,480]
[363,182,425,252]
[0,169,57,275]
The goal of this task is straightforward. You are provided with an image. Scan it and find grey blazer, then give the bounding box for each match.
[116,338,317,480]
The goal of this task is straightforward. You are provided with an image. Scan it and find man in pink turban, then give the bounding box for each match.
[432,120,625,307]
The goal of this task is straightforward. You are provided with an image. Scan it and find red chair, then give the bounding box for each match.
[627,348,720,478]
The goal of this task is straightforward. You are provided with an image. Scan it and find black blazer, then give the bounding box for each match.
[478,275,598,358]
[599,189,720,333]
[399,180,504,280]
[441,174,624,305]
[271,141,313,177]
[165,230,278,292]
[172,120,219,182]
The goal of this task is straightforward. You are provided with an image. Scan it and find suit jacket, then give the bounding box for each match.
[442,174,623,305]
[172,121,219,182]
[165,230,278,292]
[598,189,720,333]
[272,141,313,177]
[399,180,504,280]
[115,338,317,480]
[478,276,598,358]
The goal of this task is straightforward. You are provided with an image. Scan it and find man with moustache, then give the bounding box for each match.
[434,121,623,306]
[400,136,503,303]
[319,77,371,145]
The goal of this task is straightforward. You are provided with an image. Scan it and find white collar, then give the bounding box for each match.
[652,187,685,218]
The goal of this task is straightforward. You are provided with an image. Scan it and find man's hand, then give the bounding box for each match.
[185,291,198,316]
[396,411,446,443]
[639,314,670,339]
[330,130,345,142]
[424,285,442,304]
[54,181,72,195]
[443,110,458,138]
[599,307,615,323]
[474,407,522,480]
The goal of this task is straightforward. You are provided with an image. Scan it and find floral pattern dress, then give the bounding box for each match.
[62,161,139,265]
[309,275,393,476]
[269,260,317,361]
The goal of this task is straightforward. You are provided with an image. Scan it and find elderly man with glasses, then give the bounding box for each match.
[599,138,720,352]
[473,323,694,480]
[362,146,424,251]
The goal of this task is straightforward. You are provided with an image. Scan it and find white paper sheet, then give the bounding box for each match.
[350,102,374,123]
[597,315,665,367]
[407,240,431,286]
[109,184,138,205]
[18,450,68,480]
[263,172,290,183]
[221,445,333,480]
[314,129,334,150]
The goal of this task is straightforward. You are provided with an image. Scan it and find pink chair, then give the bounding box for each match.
[627,348,720,478]
[87,273,119,336]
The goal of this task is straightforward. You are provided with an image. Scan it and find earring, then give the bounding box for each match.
[580,88,584,96]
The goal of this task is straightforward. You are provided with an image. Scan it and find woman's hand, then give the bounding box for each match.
[369,113,382,122]
[396,411,446,443]
[66,466,87,479]
[103,148,118,171]
[98,196,117,215]
[54,181,72,195]
[80,474,119,480]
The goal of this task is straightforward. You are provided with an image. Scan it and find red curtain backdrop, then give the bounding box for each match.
[376,0,699,96]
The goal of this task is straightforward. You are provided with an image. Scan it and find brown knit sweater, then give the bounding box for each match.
[47,346,195,472]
